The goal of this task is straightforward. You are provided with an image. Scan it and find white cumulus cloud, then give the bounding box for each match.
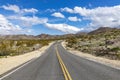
[1,4,20,13]
[45,9,56,12]
[62,5,120,30]
[22,8,38,13]
[8,16,48,27]
[61,7,73,13]
[68,16,81,22]
[51,12,65,18]
[0,14,23,34]
[1,4,38,14]
[45,23,82,33]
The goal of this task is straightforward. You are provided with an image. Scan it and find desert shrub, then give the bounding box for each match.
[66,37,77,48]
[110,47,120,55]
[0,39,51,57]
[111,47,120,52]
[99,43,104,46]
[117,53,120,59]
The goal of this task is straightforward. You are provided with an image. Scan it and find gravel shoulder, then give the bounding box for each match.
[0,42,54,75]
[62,41,120,69]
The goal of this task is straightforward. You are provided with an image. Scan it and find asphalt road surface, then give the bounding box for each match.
[1,42,120,80]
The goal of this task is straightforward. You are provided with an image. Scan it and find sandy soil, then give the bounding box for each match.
[0,42,54,75]
[62,41,120,69]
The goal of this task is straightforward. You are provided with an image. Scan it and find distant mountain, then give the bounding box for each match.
[0,27,119,40]
[0,34,35,40]
[88,27,120,35]
[0,33,76,40]
[36,33,75,39]
[36,34,56,39]
[76,32,88,35]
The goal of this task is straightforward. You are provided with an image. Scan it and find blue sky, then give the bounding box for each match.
[0,0,120,35]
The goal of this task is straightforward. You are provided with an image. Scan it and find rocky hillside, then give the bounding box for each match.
[66,27,120,60]
[89,27,120,35]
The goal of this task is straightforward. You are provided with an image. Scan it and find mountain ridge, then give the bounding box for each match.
[0,27,120,40]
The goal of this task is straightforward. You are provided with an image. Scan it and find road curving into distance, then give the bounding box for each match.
[1,41,120,80]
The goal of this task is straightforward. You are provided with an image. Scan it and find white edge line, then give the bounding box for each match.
[0,58,36,80]
[0,42,54,80]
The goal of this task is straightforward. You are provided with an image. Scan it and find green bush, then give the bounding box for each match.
[111,47,120,52]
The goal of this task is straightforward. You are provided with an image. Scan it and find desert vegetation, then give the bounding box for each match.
[0,39,51,57]
[66,27,120,60]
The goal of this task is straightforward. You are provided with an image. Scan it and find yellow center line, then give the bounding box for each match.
[56,47,73,80]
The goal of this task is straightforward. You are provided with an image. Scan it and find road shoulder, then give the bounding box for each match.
[0,42,54,76]
[62,41,120,70]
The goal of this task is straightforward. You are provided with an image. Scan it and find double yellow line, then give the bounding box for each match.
[56,47,72,80]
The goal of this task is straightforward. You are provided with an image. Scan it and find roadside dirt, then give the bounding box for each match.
[62,41,120,69]
[0,42,54,75]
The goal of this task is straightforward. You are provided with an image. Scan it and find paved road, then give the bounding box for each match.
[1,42,120,80]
